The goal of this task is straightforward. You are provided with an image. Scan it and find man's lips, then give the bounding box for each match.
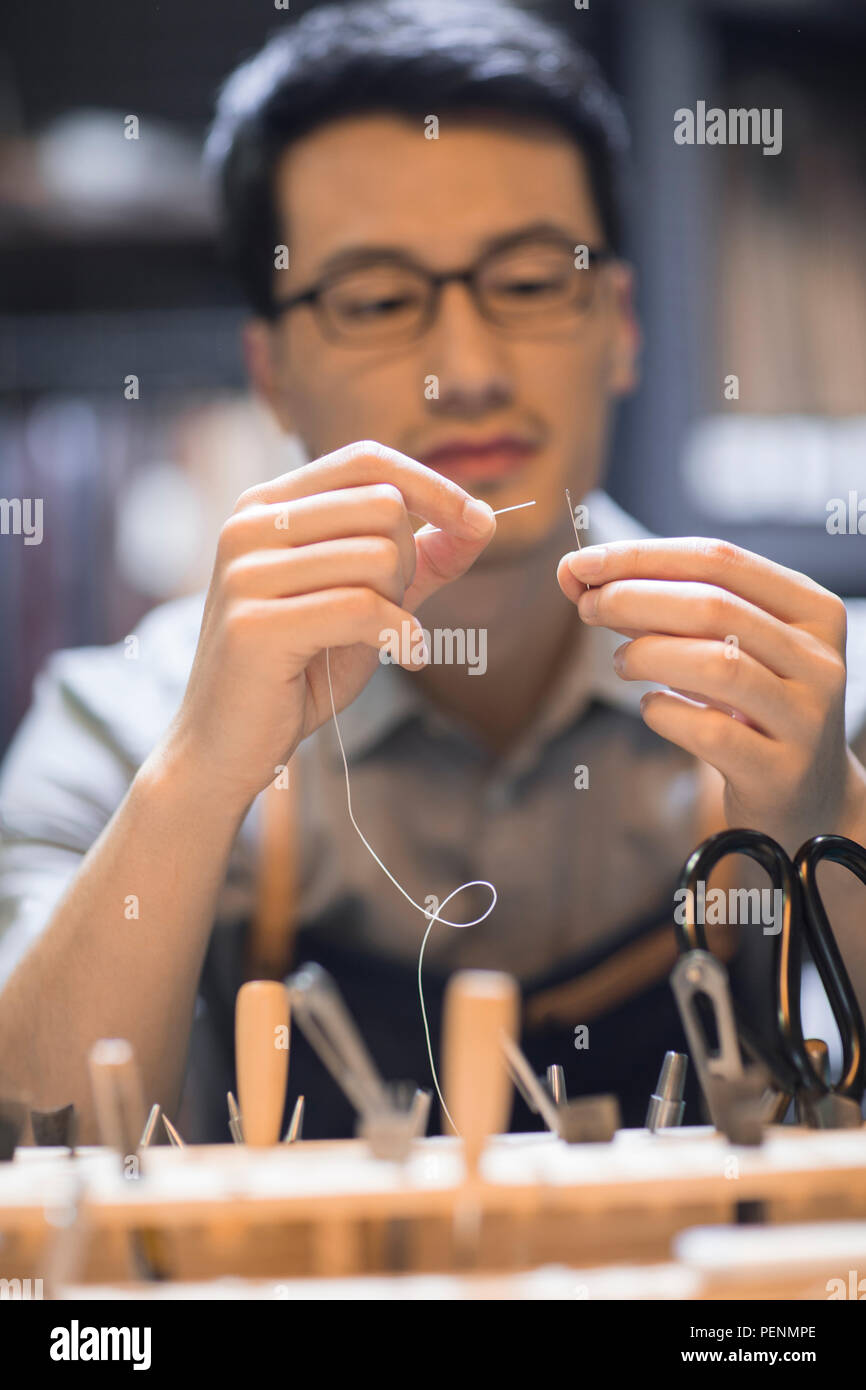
[418,435,539,481]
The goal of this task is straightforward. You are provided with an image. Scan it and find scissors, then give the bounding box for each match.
[673,828,866,1127]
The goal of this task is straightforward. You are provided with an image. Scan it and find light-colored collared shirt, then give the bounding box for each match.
[2,490,866,1001]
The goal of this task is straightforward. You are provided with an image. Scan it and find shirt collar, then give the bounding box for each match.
[327,488,655,763]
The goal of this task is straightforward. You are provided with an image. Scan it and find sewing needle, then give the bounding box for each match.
[565,487,591,591]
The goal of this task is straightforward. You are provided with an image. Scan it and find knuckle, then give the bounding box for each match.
[370,535,403,581]
[349,438,384,459]
[709,641,736,681]
[217,510,251,561]
[369,483,406,526]
[342,439,386,476]
[223,599,257,643]
[347,586,379,623]
[695,537,742,571]
[232,485,262,514]
[220,558,249,599]
[704,589,733,629]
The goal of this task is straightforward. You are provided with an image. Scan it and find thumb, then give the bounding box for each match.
[404,509,496,611]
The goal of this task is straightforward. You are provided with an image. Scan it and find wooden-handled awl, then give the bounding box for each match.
[88,1038,146,1168]
[441,970,519,1178]
[235,980,291,1146]
[87,1038,169,1280]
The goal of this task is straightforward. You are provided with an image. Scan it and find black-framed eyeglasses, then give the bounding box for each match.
[264,233,616,347]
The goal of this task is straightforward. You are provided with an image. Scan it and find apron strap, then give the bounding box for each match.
[246,756,300,981]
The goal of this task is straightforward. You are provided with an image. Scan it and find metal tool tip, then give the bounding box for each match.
[546,1064,566,1107]
[657,1051,688,1100]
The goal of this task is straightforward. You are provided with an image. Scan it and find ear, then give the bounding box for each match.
[243,320,295,433]
[605,261,642,396]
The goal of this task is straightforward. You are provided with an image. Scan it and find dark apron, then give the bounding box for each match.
[180,893,708,1142]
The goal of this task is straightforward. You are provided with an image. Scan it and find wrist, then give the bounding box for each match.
[137,728,256,833]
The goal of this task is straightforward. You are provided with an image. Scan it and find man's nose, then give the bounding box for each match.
[422,280,513,417]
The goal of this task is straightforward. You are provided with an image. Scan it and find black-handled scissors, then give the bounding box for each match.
[674,828,866,1116]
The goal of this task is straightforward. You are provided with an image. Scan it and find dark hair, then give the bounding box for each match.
[206,0,629,316]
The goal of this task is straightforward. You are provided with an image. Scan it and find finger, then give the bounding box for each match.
[404,522,498,610]
[236,440,496,541]
[232,588,430,671]
[222,538,408,606]
[575,578,808,678]
[639,687,772,782]
[667,687,758,726]
[220,487,418,584]
[563,536,842,635]
[613,634,794,739]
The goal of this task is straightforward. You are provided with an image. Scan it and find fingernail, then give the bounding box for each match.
[568,546,606,577]
[461,496,496,536]
[579,588,599,619]
[613,645,625,673]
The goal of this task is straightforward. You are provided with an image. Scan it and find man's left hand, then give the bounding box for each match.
[558,536,866,851]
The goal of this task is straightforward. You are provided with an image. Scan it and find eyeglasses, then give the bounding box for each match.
[264,233,616,347]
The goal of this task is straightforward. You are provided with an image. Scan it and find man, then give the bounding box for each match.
[2,0,866,1141]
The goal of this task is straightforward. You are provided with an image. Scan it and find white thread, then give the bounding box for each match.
[484,499,536,518]
[422,497,535,535]
[325,649,493,1134]
[323,499,533,1136]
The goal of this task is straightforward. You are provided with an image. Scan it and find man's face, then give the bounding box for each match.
[252,111,638,557]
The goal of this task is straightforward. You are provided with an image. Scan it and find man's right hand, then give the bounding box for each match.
[161,440,496,812]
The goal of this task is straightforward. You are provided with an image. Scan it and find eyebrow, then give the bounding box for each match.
[312,220,590,279]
